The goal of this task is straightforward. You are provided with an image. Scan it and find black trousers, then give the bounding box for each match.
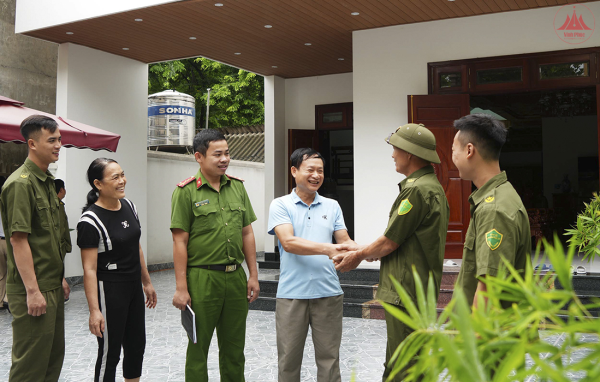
[95,279,146,382]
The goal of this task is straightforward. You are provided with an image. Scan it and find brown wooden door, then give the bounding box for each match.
[408,94,471,259]
[597,84,600,190]
[288,129,319,193]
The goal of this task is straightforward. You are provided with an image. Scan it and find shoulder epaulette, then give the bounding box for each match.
[177,176,196,188]
[227,174,245,182]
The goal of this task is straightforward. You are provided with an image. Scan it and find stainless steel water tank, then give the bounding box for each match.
[148,90,195,147]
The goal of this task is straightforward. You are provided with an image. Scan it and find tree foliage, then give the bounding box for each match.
[148,57,264,129]
[382,237,600,382]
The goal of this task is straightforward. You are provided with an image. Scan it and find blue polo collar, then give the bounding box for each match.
[291,188,322,207]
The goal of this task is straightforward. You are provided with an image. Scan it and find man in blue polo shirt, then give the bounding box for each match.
[268,148,355,382]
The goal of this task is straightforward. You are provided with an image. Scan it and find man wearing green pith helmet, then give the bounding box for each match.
[333,123,450,381]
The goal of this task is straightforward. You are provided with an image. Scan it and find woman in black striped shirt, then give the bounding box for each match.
[77,158,157,382]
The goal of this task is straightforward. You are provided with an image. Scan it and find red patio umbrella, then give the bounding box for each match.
[0,95,121,152]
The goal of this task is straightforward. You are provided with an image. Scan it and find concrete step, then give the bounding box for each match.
[264,252,280,262]
[258,260,280,270]
[249,293,386,319]
[337,268,380,283]
[555,273,600,293]
[258,279,378,301]
[253,268,461,319]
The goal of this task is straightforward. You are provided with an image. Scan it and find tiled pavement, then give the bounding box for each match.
[1,268,598,381]
[0,269,387,382]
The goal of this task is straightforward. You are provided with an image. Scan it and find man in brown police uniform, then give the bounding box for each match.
[334,123,449,381]
[0,115,67,381]
[451,114,531,309]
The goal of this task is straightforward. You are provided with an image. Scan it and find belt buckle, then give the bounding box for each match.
[225,264,236,273]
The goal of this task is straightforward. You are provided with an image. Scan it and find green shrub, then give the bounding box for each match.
[382,237,600,382]
[566,193,600,263]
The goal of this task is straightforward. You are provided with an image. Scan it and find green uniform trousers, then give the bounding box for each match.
[9,287,65,382]
[186,266,248,382]
[383,306,417,382]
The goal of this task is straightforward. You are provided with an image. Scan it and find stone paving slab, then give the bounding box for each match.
[1,268,597,381]
[0,269,387,382]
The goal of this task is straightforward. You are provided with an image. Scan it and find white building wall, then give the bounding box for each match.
[146,152,266,265]
[15,0,177,33]
[264,76,287,252]
[352,3,600,244]
[281,73,354,205]
[55,43,148,278]
[285,73,353,130]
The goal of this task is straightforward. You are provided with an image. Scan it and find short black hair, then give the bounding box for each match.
[54,179,65,194]
[193,129,227,156]
[20,115,58,141]
[290,148,325,169]
[454,114,507,161]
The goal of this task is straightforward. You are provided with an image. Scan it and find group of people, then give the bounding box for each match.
[0,111,531,382]
[0,115,157,382]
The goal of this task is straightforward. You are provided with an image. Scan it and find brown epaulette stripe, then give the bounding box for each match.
[226,174,245,182]
[177,176,196,188]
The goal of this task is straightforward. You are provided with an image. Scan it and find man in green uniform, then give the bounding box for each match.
[0,115,67,381]
[452,114,531,309]
[334,123,449,381]
[170,129,260,382]
[54,179,71,302]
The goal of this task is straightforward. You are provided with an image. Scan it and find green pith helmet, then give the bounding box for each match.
[385,123,440,164]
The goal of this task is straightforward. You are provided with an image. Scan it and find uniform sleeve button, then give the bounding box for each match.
[227,239,231,242]
[225,223,228,226]
[222,208,224,210]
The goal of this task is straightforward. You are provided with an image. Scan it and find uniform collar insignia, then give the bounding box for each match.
[470,172,508,206]
[177,176,196,188]
[226,174,245,182]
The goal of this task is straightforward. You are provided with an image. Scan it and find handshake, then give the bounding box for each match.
[325,243,380,273]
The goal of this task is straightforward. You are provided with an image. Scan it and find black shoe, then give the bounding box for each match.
[2,301,9,314]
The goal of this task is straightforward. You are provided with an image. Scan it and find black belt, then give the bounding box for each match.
[189,264,238,272]
[0,236,4,240]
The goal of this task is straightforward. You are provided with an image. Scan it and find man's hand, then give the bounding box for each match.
[173,289,191,311]
[335,242,361,252]
[324,244,349,259]
[247,276,260,303]
[62,278,70,301]
[333,250,363,272]
[144,283,158,309]
[27,289,47,316]
[89,309,105,338]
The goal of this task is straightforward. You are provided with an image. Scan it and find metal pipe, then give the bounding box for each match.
[205,88,211,129]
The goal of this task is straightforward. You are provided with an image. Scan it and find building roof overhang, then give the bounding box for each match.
[21,0,594,79]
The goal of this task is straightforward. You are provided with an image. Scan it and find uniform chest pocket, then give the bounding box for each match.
[228,202,246,228]
[192,205,218,234]
[462,233,476,272]
[35,198,51,228]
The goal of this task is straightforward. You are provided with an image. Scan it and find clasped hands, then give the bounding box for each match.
[326,243,380,273]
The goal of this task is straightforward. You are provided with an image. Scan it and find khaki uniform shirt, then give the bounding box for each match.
[378,165,450,305]
[170,169,257,266]
[58,201,72,256]
[0,158,63,294]
[457,172,532,307]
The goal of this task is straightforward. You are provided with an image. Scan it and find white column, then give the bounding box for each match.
[263,75,286,252]
[56,43,148,278]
